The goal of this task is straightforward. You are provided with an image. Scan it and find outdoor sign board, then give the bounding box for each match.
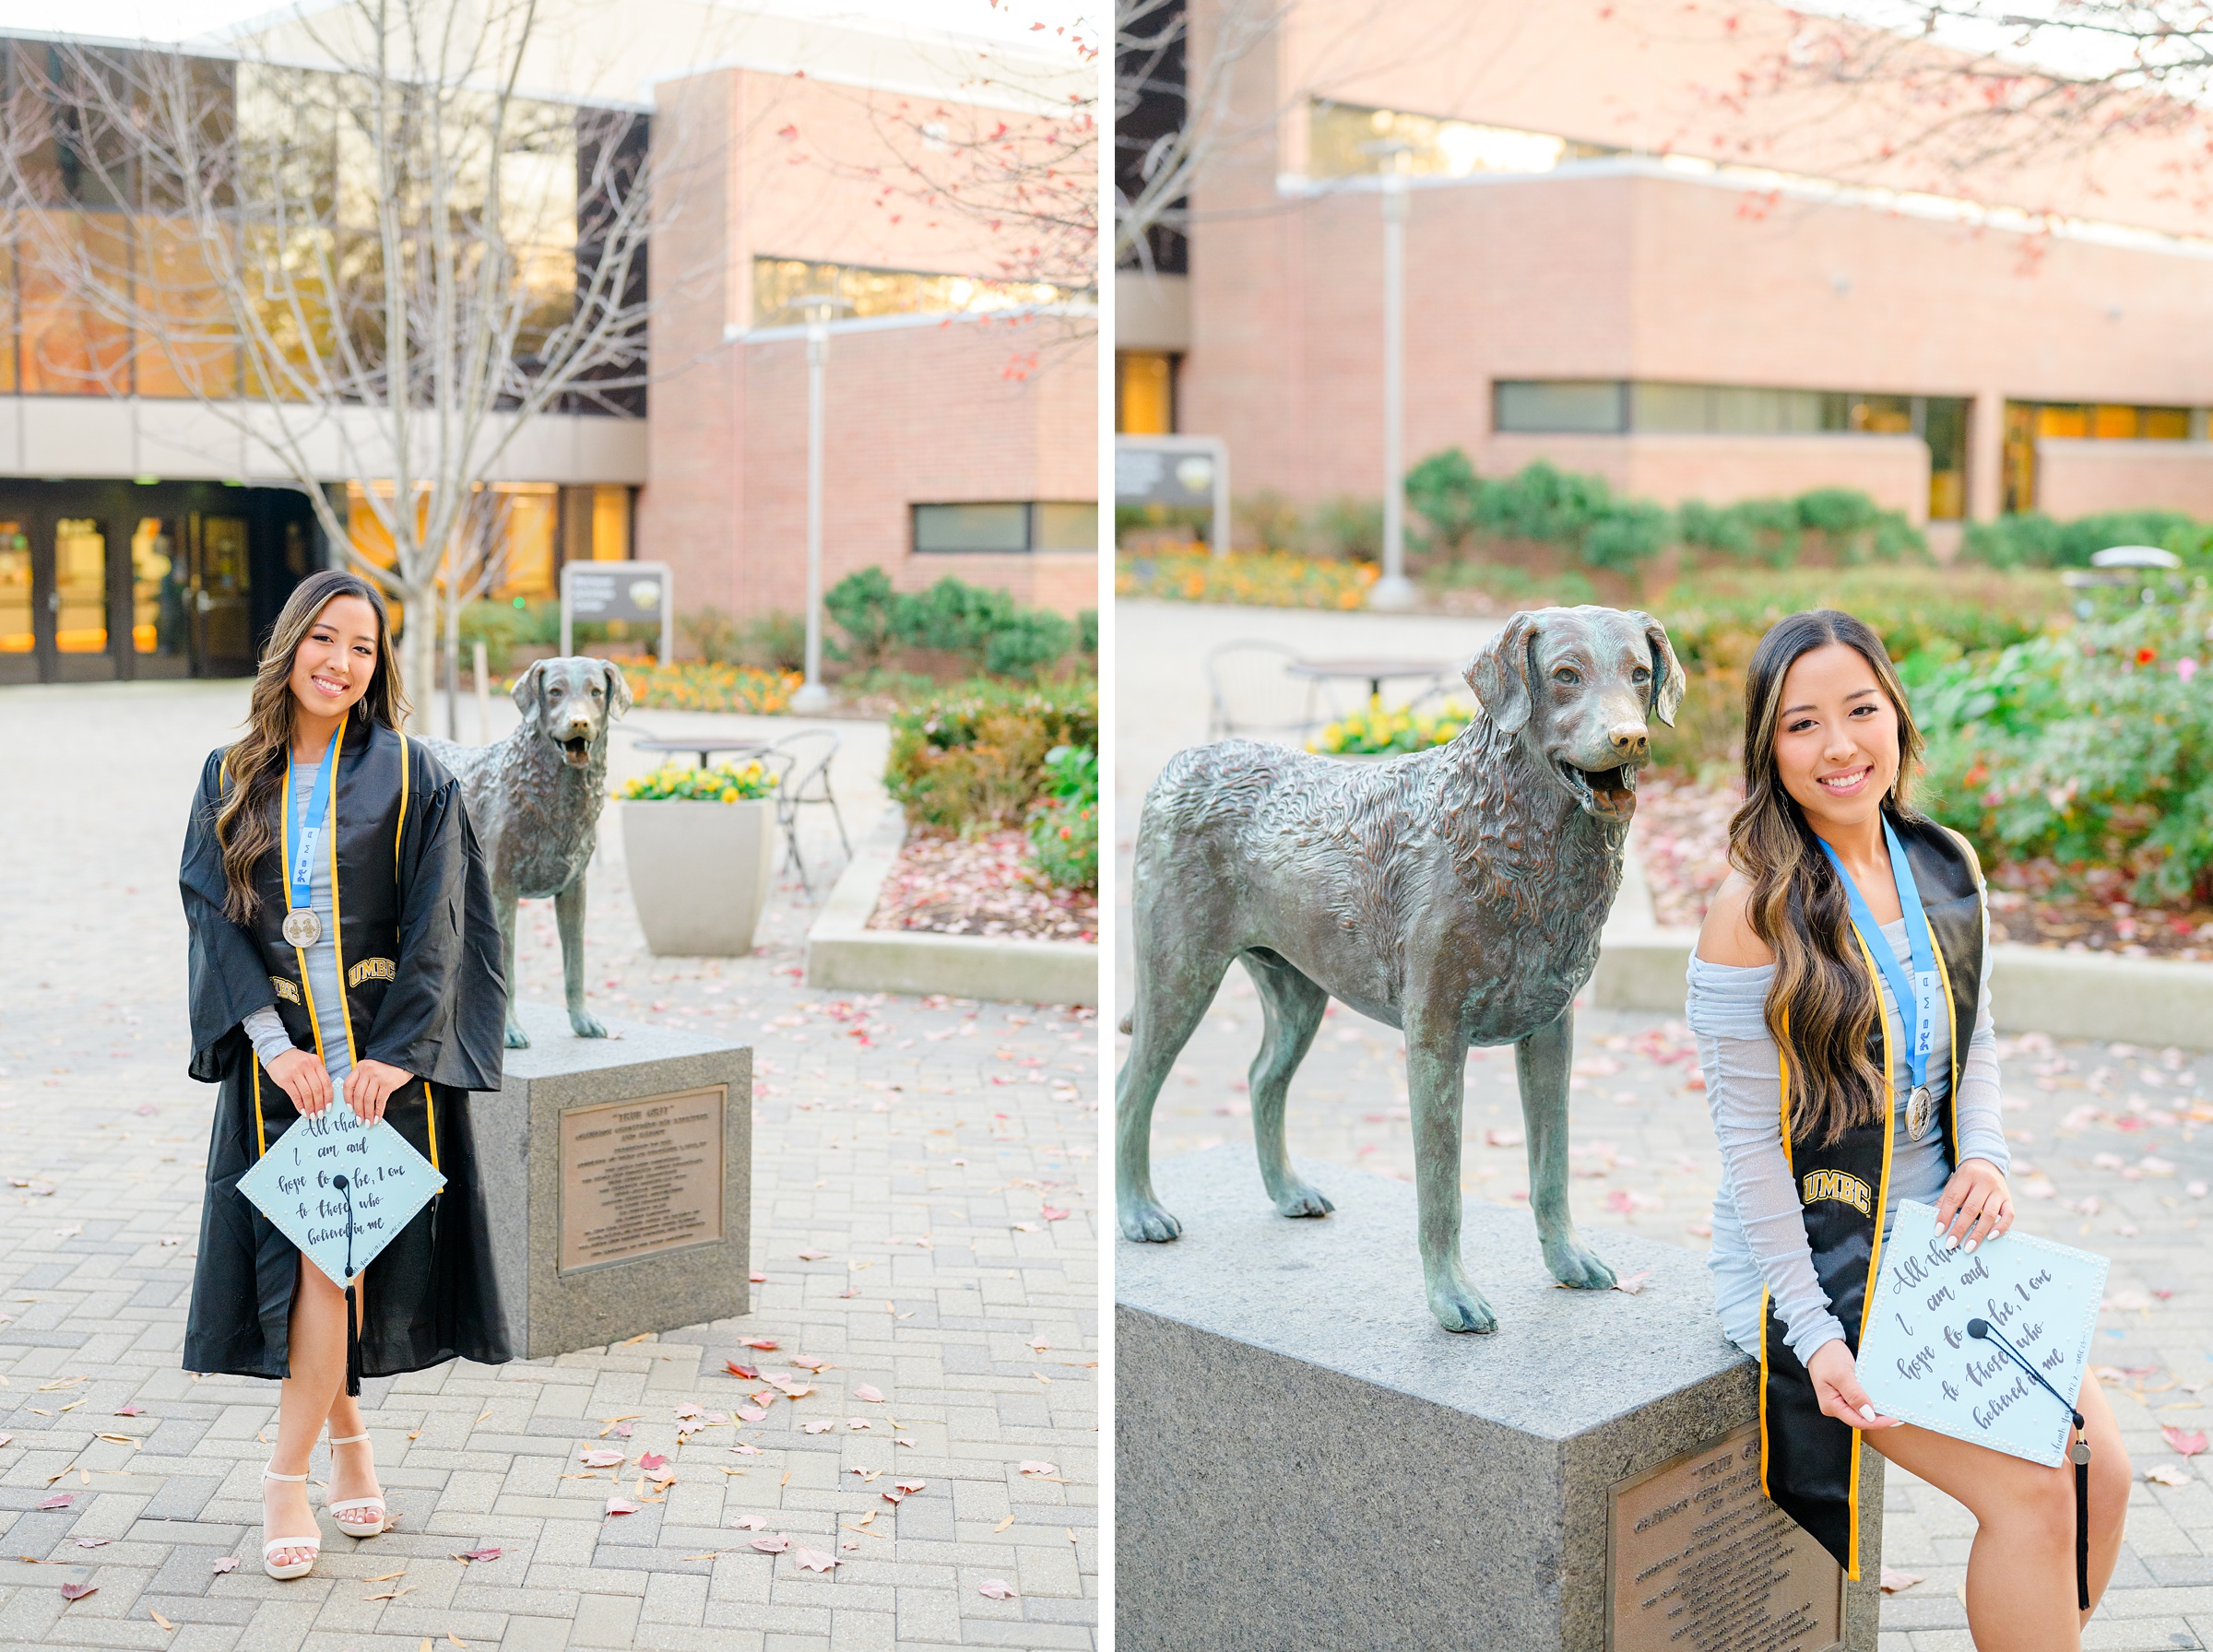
[561,560,673,661]
[1114,434,1230,559]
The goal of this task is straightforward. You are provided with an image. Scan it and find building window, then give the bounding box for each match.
[913,502,1098,554]
[1497,379,1974,521]
[2002,401,2197,512]
[1117,351,1178,434]
[751,257,1076,330]
[1308,100,1618,180]
[1495,380,1626,434]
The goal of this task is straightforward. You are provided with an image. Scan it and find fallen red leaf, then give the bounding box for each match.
[1041,1206,1070,1221]
[638,1452,668,1473]
[748,1533,790,1553]
[211,1557,237,1575]
[2162,1424,2207,1457]
[1613,1270,1655,1296]
[112,1404,145,1417]
[1879,1566,1923,1593]
[59,1582,96,1602]
[792,1547,838,1573]
[978,1578,1016,1599]
[456,1548,503,1563]
[894,1479,926,1493]
[725,1362,759,1380]
[38,1494,72,1510]
[791,1355,826,1373]
[853,1384,885,1403]
[605,1497,640,1516]
[742,1338,779,1350]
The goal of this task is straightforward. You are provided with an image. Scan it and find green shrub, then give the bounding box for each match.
[1917,600,2213,903]
[460,597,561,671]
[1582,498,1673,572]
[1077,608,1098,655]
[1403,448,1483,550]
[679,605,806,671]
[1025,743,1098,891]
[885,678,1099,830]
[824,568,899,667]
[1964,509,2205,570]
[1305,494,1385,561]
[824,569,1081,679]
[984,609,1077,679]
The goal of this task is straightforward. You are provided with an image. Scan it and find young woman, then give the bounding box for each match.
[179,569,510,1580]
[1691,608,2128,1650]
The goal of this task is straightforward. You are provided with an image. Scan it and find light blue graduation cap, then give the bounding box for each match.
[237,1104,446,1292]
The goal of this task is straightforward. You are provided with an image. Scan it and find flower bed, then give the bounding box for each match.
[1117,550,1378,609]
[619,662,802,714]
[867,829,1098,944]
[1310,699,1473,756]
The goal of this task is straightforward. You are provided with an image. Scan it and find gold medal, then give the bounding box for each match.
[1905,1083,1935,1142]
[282,907,322,948]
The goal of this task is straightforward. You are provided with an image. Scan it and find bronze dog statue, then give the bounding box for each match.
[1116,606,1685,1332]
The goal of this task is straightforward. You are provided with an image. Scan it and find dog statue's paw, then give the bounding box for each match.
[1271,1181,1334,1220]
[1428,1282,1498,1335]
[1118,1198,1183,1244]
[504,1024,533,1049]
[1542,1235,1617,1291]
[569,1011,609,1039]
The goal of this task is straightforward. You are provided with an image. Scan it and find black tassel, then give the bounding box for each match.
[344,1282,363,1398]
[2073,1432,2091,1611]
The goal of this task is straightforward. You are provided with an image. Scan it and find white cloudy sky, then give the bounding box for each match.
[0,0,1094,51]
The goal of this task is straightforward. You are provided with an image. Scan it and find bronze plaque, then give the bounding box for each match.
[1607,1423,1843,1652]
[558,1087,726,1273]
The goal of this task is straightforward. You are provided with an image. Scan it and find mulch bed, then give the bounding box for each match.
[1632,775,2213,962]
[868,828,1097,944]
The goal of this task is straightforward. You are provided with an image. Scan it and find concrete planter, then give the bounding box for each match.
[807,811,1098,1006]
[621,798,775,956]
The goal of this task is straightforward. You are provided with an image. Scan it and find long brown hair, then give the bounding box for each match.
[213,570,409,925]
[1729,608,1927,1146]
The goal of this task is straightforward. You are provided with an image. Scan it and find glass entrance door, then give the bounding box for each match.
[130,515,191,678]
[0,523,31,685]
[193,513,253,673]
[52,516,113,682]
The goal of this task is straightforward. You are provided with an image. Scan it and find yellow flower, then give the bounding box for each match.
[721,787,739,802]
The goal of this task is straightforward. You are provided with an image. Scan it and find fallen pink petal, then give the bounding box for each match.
[605,1497,641,1516]
[853,1384,885,1403]
[749,1533,791,1553]
[792,1547,839,1573]
[979,1578,1017,1599]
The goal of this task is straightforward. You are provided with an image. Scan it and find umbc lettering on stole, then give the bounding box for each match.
[1800,1168,1873,1217]
[346,956,396,988]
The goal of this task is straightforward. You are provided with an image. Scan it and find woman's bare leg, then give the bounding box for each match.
[264,1256,349,1569]
[321,1275,385,1530]
[1866,1371,2130,1649]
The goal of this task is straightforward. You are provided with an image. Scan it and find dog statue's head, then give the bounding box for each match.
[512,656,633,768]
[1464,606,1686,826]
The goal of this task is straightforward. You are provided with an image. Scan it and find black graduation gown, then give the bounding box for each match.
[178,714,513,1380]
[1757,811,1985,1578]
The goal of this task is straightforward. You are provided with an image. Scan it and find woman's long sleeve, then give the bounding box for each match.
[240,1006,295,1068]
[1691,960,1850,1362]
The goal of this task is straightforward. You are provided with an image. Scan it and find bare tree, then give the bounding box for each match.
[0,0,663,702]
[1115,0,1285,272]
[1743,3,2209,195]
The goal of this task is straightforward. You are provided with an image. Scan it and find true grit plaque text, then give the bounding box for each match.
[1607,1424,1842,1652]
[558,1087,725,1272]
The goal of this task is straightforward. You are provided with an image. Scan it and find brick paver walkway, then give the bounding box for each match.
[0,681,1096,1652]
[1115,841,2213,1652]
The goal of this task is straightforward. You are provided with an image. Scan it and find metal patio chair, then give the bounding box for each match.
[764,727,850,898]
[1203,639,1333,744]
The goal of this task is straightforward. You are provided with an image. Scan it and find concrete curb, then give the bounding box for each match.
[804,810,1100,1007]
[1591,854,2213,1046]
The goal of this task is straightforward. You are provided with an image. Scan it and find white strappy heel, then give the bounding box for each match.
[325,1433,393,1537]
[260,1464,322,1579]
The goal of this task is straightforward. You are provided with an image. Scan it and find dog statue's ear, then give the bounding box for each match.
[511,659,545,716]
[1466,611,1539,735]
[1629,611,1687,728]
[601,657,633,719]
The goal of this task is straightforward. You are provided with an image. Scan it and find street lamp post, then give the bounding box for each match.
[1366,143,1416,610]
[792,292,851,713]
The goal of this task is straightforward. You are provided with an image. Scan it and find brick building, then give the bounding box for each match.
[0,6,1096,685]
[1118,0,2213,544]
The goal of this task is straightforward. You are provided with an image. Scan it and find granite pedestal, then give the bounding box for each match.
[469,1002,751,1359]
[1117,1148,1882,1652]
